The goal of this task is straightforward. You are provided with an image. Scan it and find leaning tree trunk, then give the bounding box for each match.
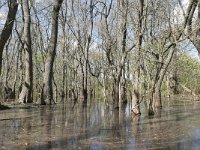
[149,0,199,111]
[41,0,63,105]
[153,45,176,109]
[191,1,200,57]
[0,0,18,75]
[156,50,175,107]
[18,0,33,103]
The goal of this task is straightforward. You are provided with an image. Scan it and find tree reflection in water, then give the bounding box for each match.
[0,99,200,149]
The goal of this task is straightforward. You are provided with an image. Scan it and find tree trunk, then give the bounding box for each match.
[113,79,120,109]
[41,0,63,105]
[172,51,179,95]
[103,72,109,107]
[0,0,18,75]
[119,0,128,105]
[18,0,33,103]
[166,75,171,99]
[153,86,162,108]
[131,36,142,115]
[80,63,87,105]
[132,76,141,115]
[131,0,145,115]
[153,46,175,108]
[191,2,200,56]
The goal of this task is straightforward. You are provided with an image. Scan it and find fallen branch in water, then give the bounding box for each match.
[180,84,196,96]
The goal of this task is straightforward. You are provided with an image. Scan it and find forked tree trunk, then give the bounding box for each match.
[19,0,33,103]
[0,0,18,75]
[149,0,199,113]
[154,46,175,109]
[41,0,63,105]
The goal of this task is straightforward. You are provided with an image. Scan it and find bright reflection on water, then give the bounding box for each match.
[0,99,200,150]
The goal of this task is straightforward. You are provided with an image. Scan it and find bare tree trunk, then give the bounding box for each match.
[103,71,109,107]
[190,1,200,56]
[132,70,141,114]
[166,75,171,99]
[172,51,179,95]
[41,0,63,105]
[0,0,18,75]
[60,1,68,100]
[119,80,127,104]
[132,0,145,115]
[19,0,33,103]
[119,0,128,106]
[153,46,175,108]
[113,78,120,109]
[180,0,200,55]
[148,0,196,113]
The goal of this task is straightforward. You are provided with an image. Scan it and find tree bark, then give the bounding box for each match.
[119,0,128,105]
[113,79,120,109]
[103,72,109,107]
[132,0,145,115]
[41,0,63,105]
[0,0,18,75]
[153,45,175,108]
[190,1,200,56]
[18,0,33,103]
[119,72,127,105]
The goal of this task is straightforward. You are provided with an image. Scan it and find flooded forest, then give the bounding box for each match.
[0,0,200,149]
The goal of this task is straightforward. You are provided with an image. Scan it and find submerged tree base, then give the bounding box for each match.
[131,108,141,115]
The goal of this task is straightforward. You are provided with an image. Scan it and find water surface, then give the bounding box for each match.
[0,99,200,150]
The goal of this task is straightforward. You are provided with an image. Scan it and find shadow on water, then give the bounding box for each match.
[0,99,200,150]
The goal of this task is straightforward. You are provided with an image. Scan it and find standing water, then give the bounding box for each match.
[0,98,200,150]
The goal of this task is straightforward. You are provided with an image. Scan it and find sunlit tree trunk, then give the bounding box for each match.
[18,0,33,103]
[41,0,63,105]
[0,0,18,75]
[189,1,200,56]
[147,0,196,115]
[154,45,175,108]
[153,0,198,108]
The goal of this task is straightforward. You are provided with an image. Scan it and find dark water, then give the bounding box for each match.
[0,99,200,150]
